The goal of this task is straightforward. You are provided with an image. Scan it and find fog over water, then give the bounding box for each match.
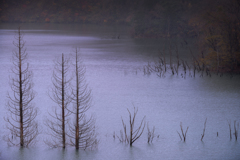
[0,23,240,160]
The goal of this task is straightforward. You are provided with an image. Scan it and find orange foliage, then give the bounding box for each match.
[45,18,50,22]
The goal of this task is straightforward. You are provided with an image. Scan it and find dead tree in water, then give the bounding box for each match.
[147,122,155,143]
[68,48,98,150]
[228,120,239,141]
[175,44,180,75]
[4,27,38,147]
[117,107,146,146]
[201,118,207,141]
[143,49,167,77]
[233,121,239,141]
[169,45,174,75]
[177,122,189,142]
[45,53,72,148]
[228,120,232,140]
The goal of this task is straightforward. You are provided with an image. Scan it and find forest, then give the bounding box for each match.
[1,0,240,73]
[0,0,237,37]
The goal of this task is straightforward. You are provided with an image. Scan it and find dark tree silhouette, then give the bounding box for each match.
[68,48,98,150]
[201,118,207,141]
[4,27,38,147]
[45,53,72,148]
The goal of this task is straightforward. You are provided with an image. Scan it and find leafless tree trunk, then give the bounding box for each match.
[45,53,72,148]
[117,107,146,146]
[201,118,207,141]
[228,120,239,141]
[233,120,239,141]
[4,27,38,147]
[175,44,180,75]
[169,45,174,75]
[228,120,232,140]
[68,48,98,150]
[163,49,166,72]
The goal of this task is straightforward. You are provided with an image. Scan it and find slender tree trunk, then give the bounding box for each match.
[18,30,24,146]
[75,53,79,150]
[61,54,66,148]
[130,123,133,146]
[163,49,166,72]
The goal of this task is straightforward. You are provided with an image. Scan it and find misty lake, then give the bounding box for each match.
[0,23,240,160]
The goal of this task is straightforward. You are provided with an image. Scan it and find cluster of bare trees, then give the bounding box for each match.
[227,120,239,141]
[45,49,98,149]
[4,28,97,150]
[114,107,239,145]
[143,44,215,79]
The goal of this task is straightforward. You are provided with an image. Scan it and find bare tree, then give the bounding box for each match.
[228,120,239,141]
[45,53,72,148]
[4,27,38,147]
[68,48,98,150]
[233,120,239,141]
[177,122,189,142]
[147,122,155,144]
[117,107,146,146]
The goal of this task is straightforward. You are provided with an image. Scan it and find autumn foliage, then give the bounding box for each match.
[190,0,240,73]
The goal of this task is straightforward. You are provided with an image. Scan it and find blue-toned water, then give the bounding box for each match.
[0,23,239,160]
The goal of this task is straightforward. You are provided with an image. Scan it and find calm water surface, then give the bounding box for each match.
[0,23,240,160]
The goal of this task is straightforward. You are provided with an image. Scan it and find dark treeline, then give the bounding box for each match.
[1,0,240,73]
[0,0,234,37]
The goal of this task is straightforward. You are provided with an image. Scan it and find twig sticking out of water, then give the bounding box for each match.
[113,131,115,140]
[117,107,146,146]
[201,118,207,141]
[147,122,155,143]
[228,120,232,140]
[116,118,129,143]
[181,59,187,75]
[234,120,239,141]
[177,122,189,142]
